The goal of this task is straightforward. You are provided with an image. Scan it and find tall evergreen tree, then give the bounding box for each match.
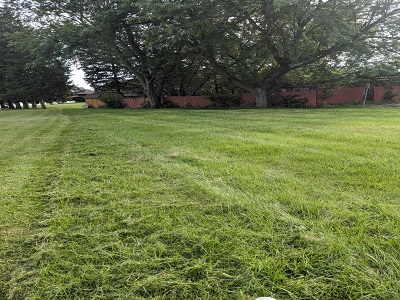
[0,1,71,109]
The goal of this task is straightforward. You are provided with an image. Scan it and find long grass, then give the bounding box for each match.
[1,106,399,299]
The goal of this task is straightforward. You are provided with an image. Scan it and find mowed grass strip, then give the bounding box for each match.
[1,107,399,299]
[0,108,73,298]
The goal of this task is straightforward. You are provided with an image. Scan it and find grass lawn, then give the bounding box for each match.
[0,105,399,299]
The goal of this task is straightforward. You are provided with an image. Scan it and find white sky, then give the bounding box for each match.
[70,66,92,90]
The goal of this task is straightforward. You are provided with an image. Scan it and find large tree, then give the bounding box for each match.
[0,1,72,109]
[186,0,400,107]
[32,0,197,108]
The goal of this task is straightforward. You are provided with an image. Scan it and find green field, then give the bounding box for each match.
[1,105,399,299]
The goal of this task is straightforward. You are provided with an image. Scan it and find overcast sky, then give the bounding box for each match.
[70,66,92,90]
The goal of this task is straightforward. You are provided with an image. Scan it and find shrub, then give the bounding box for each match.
[273,95,309,108]
[207,94,242,109]
[383,87,396,102]
[318,89,335,100]
[161,99,179,108]
[140,101,152,109]
[99,92,125,109]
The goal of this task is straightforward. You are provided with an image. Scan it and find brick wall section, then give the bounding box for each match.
[164,96,213,108]
[392,86,399,99]
[239,93,256,105]
[240,91,317,107]
[276,90,317,107]
[86,86,398,109]
[374,87,386,102]
[123,96,213,108]
[123,97,148,108]
[374,86,400,102]
[316,87,365,105]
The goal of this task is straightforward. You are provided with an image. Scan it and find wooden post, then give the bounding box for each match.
[363,83,370,108]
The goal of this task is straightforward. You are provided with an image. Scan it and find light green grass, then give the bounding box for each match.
[1,107,399,299]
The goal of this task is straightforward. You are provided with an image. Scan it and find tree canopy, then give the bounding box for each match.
[186,0,400,106]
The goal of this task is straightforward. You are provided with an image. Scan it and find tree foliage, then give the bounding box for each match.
[184,0,400,106]
[0,2,72,109]
[32,0,195,107]
[5,0,400,108]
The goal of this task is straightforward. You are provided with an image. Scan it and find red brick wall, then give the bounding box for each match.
[374,86,400,102]
[240,91,317,107]
[317,87,365,105]
[239,93,256,105]
[123,98,148,108]
[124,96,213,108]
[124,92,317,108]
[164,96,213,108]
[276,90,317,107]
[374,87,386,102]
[392,86,399,100]
[89,86,399,109]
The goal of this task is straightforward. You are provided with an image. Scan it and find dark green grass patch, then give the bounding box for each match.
[1,107,399,299]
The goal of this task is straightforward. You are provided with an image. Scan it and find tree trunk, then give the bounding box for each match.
[7,100,15,109]
[0,101,6,109]
[39,100,47,109]
[124,64,164,108]
[144,79,161,108]
[254,87,273,108]
[22,100,30,109]
[31,100,37,109]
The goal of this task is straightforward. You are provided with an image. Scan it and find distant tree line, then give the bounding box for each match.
[1,0,400,108]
